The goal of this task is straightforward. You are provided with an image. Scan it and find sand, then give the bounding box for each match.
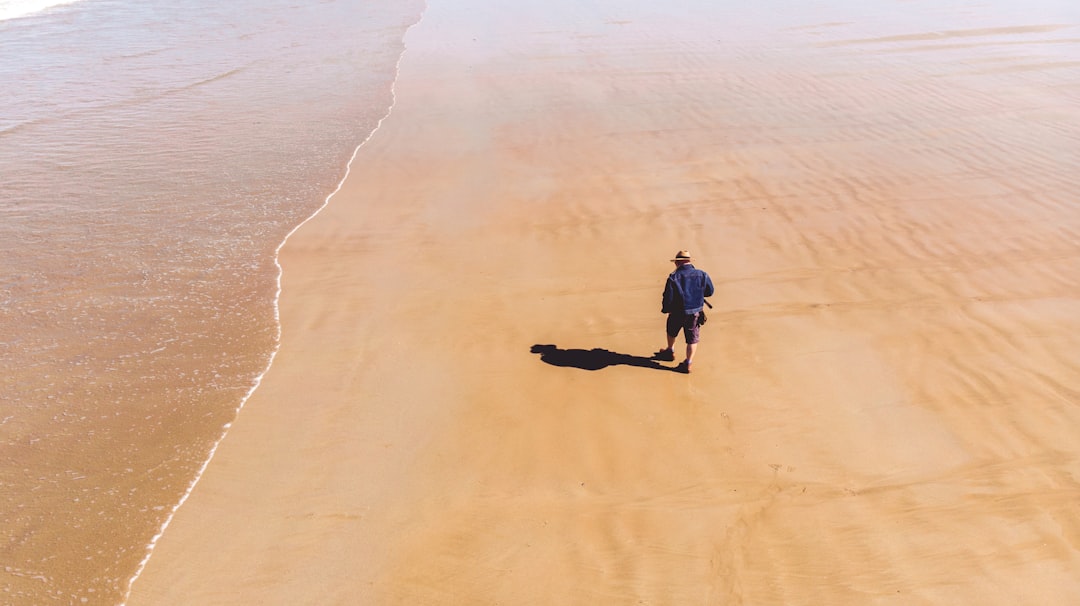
[126,1,1080,604]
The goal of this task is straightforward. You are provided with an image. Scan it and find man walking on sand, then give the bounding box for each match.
[655,250,714,373]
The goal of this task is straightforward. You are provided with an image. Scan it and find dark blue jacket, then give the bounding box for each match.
[662,264,714,314]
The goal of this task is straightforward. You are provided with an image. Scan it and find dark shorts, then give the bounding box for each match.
[666,312,702,344]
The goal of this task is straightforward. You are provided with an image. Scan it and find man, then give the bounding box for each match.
[656,250,714,373]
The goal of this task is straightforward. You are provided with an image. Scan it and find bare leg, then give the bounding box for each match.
[666,334,677,351]
[685,342,697,364]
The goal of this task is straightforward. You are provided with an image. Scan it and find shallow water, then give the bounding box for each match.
[0,0,422,602]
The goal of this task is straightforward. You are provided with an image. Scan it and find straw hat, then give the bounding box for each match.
[670,250,692,262]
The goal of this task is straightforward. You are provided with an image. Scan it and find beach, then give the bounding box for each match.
[113,0,1080,604]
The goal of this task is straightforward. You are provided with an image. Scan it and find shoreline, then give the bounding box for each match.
[127,1,1080,603]
[119,5,430,603]
[1,2,430,603]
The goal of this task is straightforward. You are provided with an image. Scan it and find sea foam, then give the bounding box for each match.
[0,0,84,22]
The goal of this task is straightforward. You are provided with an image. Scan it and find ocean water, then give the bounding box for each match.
[0,0,423,603]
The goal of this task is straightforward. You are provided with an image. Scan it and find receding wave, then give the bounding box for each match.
[0,118,37,137]
[0,65,251,139]
[174,66,249,93]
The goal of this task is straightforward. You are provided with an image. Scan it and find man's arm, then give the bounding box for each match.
[661,278,674,313]
[703,272,715,298]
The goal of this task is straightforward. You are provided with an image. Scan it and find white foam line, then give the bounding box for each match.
[119,3,428,603]
[0,0,85,22]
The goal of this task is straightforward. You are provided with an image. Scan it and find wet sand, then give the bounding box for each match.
[127,1,1080,604]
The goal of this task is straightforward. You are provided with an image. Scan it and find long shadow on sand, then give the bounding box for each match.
[530,344,677,372]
